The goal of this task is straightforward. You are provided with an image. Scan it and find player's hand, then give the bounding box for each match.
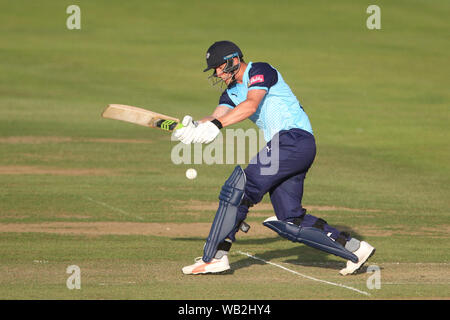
[192,120,221,144]
[172,115,197,144]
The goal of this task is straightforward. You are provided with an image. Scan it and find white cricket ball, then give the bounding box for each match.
[185,168,197,180]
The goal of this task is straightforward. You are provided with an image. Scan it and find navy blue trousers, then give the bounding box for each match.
[227,128,347,242]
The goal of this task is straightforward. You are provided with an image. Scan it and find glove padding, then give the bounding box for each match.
[192,121,221,144]
[172,115,198,144]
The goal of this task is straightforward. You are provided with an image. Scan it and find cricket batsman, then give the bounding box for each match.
[173,41,375,276]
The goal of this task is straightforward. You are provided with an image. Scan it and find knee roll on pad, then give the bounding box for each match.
[263,216,358,263]
[203,166,246,262]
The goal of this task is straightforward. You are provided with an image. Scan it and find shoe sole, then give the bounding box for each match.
[184,266,231,275]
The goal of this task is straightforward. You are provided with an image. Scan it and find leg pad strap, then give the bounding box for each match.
[263,217,358,263]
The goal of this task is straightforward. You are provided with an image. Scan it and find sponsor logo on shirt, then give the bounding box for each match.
[249,74,265,86]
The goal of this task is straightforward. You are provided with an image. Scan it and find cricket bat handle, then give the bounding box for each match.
[155,119,184,131]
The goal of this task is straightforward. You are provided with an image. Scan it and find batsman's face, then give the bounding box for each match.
[215,63,233,85]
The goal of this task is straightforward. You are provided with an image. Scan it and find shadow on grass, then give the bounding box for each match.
[174,224,367,273]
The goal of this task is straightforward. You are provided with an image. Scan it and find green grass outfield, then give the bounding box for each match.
[0,0,449,300]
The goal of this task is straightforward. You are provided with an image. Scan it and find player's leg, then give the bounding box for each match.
[197,126,315,256]
[270,173,351,242]
[260,131,375,271]
[213,129,317,246]
[182,130,312,274]
[220,129,317,250]
[243,129,317,206]
[182,128,354,275]
[181,203,250,275]
[182,165,247,275]
[269,172,307,223]
[266,171,364,263]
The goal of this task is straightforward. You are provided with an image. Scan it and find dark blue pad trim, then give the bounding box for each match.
[263,219,358,263]
[203,166,246,262]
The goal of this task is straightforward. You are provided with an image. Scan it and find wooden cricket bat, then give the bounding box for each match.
[101,104,183,131]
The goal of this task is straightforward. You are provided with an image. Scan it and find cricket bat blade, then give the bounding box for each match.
[102,104,182,131]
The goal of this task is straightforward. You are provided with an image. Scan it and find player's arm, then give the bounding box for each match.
[179,90,266,144]
[216,89,266,127]
[200,105,233,123]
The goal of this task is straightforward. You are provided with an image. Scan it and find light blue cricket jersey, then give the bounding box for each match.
[218,61,313,141]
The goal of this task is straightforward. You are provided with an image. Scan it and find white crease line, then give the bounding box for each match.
[383,282,450,285]
[378,262,450,266]
[237,251,370,297]
[289,261,449,267]
[84,196,143,220]
[99,281,136,286]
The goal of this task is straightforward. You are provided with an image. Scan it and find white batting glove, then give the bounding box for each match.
[172,115,198,144]
[192,120,222,144]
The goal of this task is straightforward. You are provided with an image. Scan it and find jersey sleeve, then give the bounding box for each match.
[247,62,278,91]
[218,90,236,109]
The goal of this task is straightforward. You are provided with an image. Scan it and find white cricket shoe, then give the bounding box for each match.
[339,241,376,276]
[182,255,230,275]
